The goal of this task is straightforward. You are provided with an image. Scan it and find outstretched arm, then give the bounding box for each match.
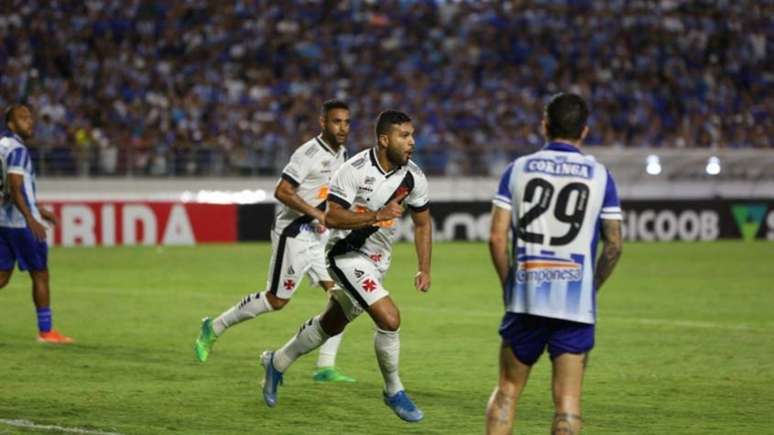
[489,205,511,287]
[594,219,623,290]
[411,208,432,292]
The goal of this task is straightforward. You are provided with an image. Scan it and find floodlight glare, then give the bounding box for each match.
[646,154,662,175]
[705,156,721,175]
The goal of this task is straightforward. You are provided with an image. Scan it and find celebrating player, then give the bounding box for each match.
[485,93,623,434]
[259,110,432,423]
[0,105,74,344]
[195,100,356,383]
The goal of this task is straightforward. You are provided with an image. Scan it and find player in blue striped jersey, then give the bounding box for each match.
[486,94,623,434]
[0,105,73,344]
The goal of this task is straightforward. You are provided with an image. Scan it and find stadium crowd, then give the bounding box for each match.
[0,0,771,176]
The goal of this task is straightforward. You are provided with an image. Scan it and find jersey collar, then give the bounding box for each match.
[543,141,583,154]
[369,147,401,177]
[1,129,23,144]
[315,135,339,156]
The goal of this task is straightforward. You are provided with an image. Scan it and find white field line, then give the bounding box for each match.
[0,419,122,435]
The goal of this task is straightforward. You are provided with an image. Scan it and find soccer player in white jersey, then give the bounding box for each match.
[485,93,623,434]
[0,105,73,344]
[259,110,432,423]
[195,100,356,382]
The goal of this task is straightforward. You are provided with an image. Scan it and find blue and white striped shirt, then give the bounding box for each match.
[0,130,41,228]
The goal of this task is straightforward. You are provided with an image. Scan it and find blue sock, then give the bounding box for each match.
[36,307,52,333]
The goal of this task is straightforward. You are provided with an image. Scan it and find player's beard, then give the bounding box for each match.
[322,130,345,147]
[386,145,409,167]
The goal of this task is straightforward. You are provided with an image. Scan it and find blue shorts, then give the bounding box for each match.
[498,312,594,366]
[0,227,48,271]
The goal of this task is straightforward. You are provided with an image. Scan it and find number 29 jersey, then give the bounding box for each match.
[493,142,622,324]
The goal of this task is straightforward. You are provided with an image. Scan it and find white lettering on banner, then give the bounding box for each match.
[637,210,655,241]
[624,210,719,241]
[655,211,677,240]
[61,205,96,246]
[101,205,115,246]
[768,211,774,241]
[122,205,157,246]
[162,204,195,245]
[700,212,719,240]
[677,211,700,241]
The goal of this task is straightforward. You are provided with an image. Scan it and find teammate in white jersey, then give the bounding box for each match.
[195,100,356,382]
[259,110,432,423]
[485,94,623,434]
[0,105,73,344]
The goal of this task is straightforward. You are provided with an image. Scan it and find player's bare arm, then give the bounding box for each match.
[274,179,326,224]
[8,173,46,240]
[594,219,623,290]
[411,208,432,292]
[325,193,406,230]
[38,206,57,226]
[489,205,511,287]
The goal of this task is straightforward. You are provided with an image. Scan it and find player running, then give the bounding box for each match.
[0,105,74,344]
[259,110,432,423]
[195,100,356,382]
[485,93,623,434]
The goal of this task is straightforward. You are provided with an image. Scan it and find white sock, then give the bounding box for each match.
[316,332,344,368]
[374,328,404,396]
[273,316,330,373]
[212,291,273,336]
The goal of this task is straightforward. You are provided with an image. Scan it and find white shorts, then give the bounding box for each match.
[327,252,388,321]
[266,230,332,299]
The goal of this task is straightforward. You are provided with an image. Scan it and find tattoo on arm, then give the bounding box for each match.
[594,219,623,291]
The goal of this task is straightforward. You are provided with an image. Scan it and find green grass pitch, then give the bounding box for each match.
[1,241,773,434]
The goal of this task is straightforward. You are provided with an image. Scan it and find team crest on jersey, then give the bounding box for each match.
[515,251,584,283]
[362,279,377,292]
[283,279,296,290]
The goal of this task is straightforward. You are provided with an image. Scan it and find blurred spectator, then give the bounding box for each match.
[0,0,771,176]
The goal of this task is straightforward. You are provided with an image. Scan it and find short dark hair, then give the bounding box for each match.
[4,104,23,126]
[544,93,589,140]
[375,110,412,139]
[321,99,349,117]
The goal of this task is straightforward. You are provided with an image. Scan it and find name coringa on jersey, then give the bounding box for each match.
[525,158,594,179]
[493,142,621,324]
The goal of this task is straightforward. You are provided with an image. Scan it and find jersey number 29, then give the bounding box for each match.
[517,178,589,246]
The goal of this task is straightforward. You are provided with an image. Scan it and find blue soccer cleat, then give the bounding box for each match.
[260,350,284,407]
[383,390,424,422]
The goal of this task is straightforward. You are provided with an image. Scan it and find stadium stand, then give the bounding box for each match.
[0,1,771,177]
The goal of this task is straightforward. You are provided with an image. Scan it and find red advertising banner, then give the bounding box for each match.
[38,202,237,246]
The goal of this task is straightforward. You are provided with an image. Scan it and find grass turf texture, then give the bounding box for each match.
[1,241,772,434]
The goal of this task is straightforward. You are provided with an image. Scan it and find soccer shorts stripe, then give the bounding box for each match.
[268,234,288,295]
